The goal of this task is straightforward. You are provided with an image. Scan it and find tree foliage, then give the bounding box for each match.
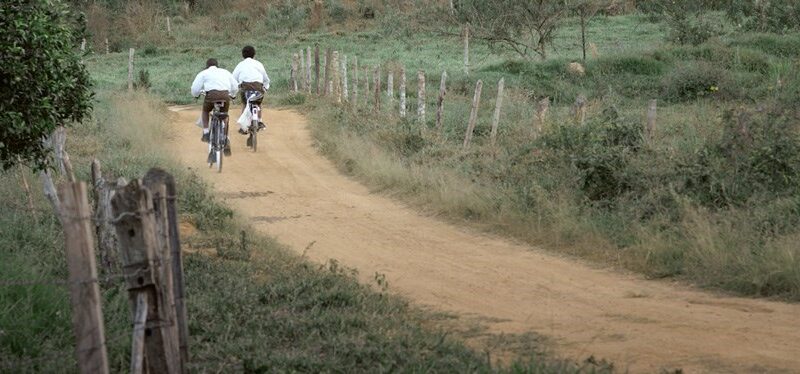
[0,0,93,171]
[727,0,800,34]
[454,0,568,60]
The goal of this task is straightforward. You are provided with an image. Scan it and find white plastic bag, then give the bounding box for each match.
[195,114,203,128]
[237,103,252,131]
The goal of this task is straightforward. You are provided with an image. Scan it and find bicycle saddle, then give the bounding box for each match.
[246,91,263,101]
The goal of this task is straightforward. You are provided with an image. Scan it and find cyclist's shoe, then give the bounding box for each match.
[257,121,266,131]
[201,133,210,143]
[238,128,248,135]
[223,139,232,156]
[246,136,253,148]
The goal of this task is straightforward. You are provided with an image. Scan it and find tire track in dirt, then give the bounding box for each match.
[169,105,800,373]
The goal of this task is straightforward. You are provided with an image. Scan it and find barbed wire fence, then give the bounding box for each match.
[1,164,191,374]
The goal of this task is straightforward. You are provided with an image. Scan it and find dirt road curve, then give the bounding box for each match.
[170,106,800,373]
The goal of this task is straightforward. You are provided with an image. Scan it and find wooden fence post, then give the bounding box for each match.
[105,38,109,54]
[300,50,306,91]
[646,99,657,142]
[572,94,587,125]
[387,71,394,102]
[91,160,118,273]
[464,24,470,75]
[436,71,447,133]
[364,66,370,106]
[58,181,110,374]
[353,57,359,104]
[131,292,148,374]
[166,17,171,35]
[373,66,381,111]
[490,77,505,146]
[80,38,86,53]
[291,53,299,93]
[143,168,188,370]
[314,44,320,95]
[112,180,182,374]
[417,70,426,123]
[331,51,340,103]
[323,48,332,96]
[399,67,407,117]
[306,47,313,93]
[534,97,550,137]
[463,80,483,148]
[342,55,349,102]
[128,48,135,91]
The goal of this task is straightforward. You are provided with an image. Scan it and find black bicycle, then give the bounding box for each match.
[207,101,228,172]
[243,90,264,152]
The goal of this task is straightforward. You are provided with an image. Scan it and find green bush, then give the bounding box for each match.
[727,0,800,33]
[589,54,665,76]
[729,32,800,58]
[661,62,727,102]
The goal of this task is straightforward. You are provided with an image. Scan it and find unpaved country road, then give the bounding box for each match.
[169,106,800,373]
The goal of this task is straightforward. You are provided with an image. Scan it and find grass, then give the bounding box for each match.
[0,93,604,371]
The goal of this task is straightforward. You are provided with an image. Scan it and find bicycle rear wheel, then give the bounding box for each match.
[251,120,258,152]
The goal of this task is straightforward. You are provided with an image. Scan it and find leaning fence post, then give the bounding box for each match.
[436,71,447,133]
[464,24,470,75]
[342,55,349,102]
[571,94,587,125]
[323,48,332,96]
[59,181,110,374]
[490,77,505,146]
[463,80,483,148]
[373,65,382,111]
[353,57,359,104]
[387,71,394,102]
[534,97,550,137]
[306,47,313,93]
[112,180,182,374]
[646,99,657,142]
[91,160,118,273]
[400,67,407,117]
[128,48,135,91]
[314,44,320,95]
[417,70,426,124]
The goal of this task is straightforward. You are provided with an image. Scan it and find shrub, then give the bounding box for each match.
[661,62,727,102]
[666,13,724,46]
[727,0,800,33]
[729,33,800,58]
[0,0,93,170]
[589,54,665,76]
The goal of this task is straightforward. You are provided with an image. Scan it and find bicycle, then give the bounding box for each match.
[243,90,264,152]
[207,101,228,173]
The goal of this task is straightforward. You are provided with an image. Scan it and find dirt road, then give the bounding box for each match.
[170,106,800,373]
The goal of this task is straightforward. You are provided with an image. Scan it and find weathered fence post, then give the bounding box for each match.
[314,44,320,95]
[91,160,118,273]
[80,38,86,53]
[571,94,587,125]
[291,53,299,93]
[323,48,332,96]
[464,24,470,75]
[373,66,382,111]
[353,57,359,104]
[59,181,110,374]
[105,38,109,54]
[300,50,306,91]
[131,292,148,374]
[364,66,370,106]
[436,71,447,133]
[646,99,657,142]
[143,168,188,370]
[399,67,407,117]
[112,180,182,374]
[128,48,135,91]
[417,70,426,123]
[463,80,483,148]
[40,170,61,223]
[306,47,313,93]
[166,17,171,35]
[331,51,341,103]
[387,71,394,102]
[534,97,550,137]
[342,55,349,102]
[490,77,505,146]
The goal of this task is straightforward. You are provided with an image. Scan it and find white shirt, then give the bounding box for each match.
[232,58,271,89]
[190,66,239,97]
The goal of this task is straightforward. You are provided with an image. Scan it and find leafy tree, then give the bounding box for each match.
[0,0,93,171]
[727,0,800,33]
[572,0,608,61]
[454,0,568,60]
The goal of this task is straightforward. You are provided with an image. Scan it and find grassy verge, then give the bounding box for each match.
[1,87,611,372]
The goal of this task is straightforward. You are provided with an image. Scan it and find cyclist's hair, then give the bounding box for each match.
[242,46,255,59]
[206,58,218,68]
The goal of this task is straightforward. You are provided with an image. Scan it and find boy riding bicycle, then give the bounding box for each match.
[232,45,271,134]
[191,58,239,155]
